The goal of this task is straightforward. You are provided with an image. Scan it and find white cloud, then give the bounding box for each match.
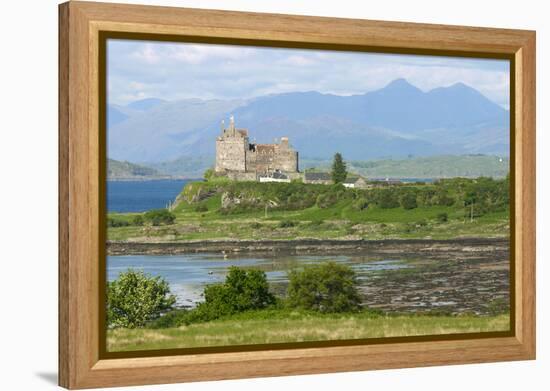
[279,55,318,67]
[108,40,509,107]
[131,43,161,64]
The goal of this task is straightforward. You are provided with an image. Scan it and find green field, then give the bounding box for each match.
[107,309,509,352]
[107,178,510,242]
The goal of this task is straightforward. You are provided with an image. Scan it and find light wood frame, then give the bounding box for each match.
[59,1,536,389]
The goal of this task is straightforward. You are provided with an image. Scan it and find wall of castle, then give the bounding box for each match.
[254,149,277,174]
[245,149,257,172]
[274,149,299,172]
[226,171,258,181]
[215,138,247,172]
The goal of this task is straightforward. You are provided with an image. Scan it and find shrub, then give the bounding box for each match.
[279,220,297,228]
[436,212,448,223]
[417,189,437,207]
[415,219,428,227]
[287,262,361,313]
[144,208,176,226]
[399,191,418,210]
[147,309,189,329]
[107,217,130,227]
[195,204,208,212]
[353,197,369,211]
[487,298,509,316]
[435,189,455,206]
[250,222,262,229]
[203,168,215,181]
[107,269,176,328]
[193,267,275,322]
[377,189,399,209]
[131,215,144,226]
[316,192,338,209]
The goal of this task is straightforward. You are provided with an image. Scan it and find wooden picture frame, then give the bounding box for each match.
[59,1,536,389]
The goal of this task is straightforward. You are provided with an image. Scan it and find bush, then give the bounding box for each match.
[203,168,215,181]
[487,298,509,316]
[131,215,144,226]
[279,220,297,228]
[415,219,428,227]
[353,197,369,211]
[144,208,176,226]
[399,191,418,210]
[193,267,275,322]
[107,217,130,227]
[147,309,189,329]
[436,212,448,223]
[437,193,455,207]
[316,192,338,209]
[107,269,176,328]
[435,190,455,206]
[377,189,399,209]
[195,204,208,212]
[287,262,361,313]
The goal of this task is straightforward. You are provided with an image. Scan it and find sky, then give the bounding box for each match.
[107,39,510,108]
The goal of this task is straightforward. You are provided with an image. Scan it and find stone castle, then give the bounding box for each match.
[215,116,299,180]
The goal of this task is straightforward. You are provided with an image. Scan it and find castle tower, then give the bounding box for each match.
[215,115,248,172]
[229,114,236,135]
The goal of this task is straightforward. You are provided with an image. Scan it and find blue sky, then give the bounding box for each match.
[107,39,510,108]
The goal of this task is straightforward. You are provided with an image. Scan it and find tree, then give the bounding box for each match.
[331,153,348,184]
[107,269,176,328]
[287,262,361,313]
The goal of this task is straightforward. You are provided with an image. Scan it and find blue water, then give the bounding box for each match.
[107,179,191,212]
[107,253,410,307]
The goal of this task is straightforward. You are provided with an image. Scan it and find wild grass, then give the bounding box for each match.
[107,309,509,352]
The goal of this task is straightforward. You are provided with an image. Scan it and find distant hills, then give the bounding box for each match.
[303,154,510,179]
[107,78,509,163]
[107,159,170,180]
[107,155,509,180]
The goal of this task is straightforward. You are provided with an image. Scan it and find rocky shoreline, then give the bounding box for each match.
[107,237,508,256]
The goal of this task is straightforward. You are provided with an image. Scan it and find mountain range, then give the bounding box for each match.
[107,78,509,163]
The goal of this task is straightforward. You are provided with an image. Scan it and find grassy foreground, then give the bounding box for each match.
[107,309,509,352]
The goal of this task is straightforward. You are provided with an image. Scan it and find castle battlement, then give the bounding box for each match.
[215,116,299,177]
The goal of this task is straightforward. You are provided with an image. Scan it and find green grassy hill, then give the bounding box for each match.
[107,178,510,242]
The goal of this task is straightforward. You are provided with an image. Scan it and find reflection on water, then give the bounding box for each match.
[107,253,410,307]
